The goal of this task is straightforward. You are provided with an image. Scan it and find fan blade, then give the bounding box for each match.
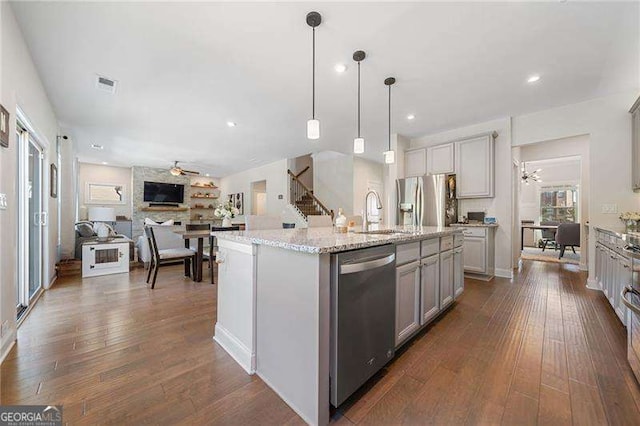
[182,169,200,175]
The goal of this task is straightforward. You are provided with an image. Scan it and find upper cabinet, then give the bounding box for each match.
[455,133,495,199]
[630,95,640,192]
[426,143,455,175]
[404,148,426,177]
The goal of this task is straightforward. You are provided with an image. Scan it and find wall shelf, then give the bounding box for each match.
[191,207,215,210]
[140,206,189,212]
[191,185,217,189]
[191,196,219,199]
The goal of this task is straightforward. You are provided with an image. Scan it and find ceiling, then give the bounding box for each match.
[10,1,639,176]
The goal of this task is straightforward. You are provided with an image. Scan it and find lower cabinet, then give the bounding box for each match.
[453,247,464,299]
[420,254,440,325]
[395,261,421,346]
[440,250,454,308]
[595,234,631,326]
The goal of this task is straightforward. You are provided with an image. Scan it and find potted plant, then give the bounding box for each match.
[214,201,240,227]
[620,212,640,233]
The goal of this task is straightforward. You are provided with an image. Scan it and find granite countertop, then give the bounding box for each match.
[450,223,499,228]
[212,225,462,254]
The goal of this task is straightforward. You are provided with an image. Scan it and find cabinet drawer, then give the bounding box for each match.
[396,242,420,266]
[454,234,464,247]
[460,227,486,238]
[421,238,440,258]
[440,236,454,252]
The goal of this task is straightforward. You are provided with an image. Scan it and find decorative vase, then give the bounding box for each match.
[222,217,232,228]
[625,219,637,233]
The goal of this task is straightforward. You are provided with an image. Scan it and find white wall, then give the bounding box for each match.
[411,118,514,278]
[77,162,132,220]
[218,159,288,220]
[513,91,639,282]
[353,157,384,220]
[312,151,354,215]
[1,2,61,361]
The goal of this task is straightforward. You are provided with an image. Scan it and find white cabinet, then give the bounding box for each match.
[426,143,454,175]
[440,250,454,308]
[595,229,631,327]
[395,261,421,346]
[82,241,129,277]
[459,226,495,278]
[420,254,440,325]
[405,148,427,177]
[630,96,640,191]
[455,134,495,198]
[453,247,464,299]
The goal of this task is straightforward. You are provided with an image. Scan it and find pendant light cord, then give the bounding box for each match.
[357,61,361,138]
[312,27,316,120]
[388,84,391,150]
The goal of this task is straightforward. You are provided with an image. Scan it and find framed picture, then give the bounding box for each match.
[0,104,9,148]
[50,164,58,198]
[85,182,125,204]
[227,192,244,215]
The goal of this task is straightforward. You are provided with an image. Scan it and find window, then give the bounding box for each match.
[540,185,578,223]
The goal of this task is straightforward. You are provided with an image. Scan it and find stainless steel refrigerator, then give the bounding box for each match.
[396,174,457,227]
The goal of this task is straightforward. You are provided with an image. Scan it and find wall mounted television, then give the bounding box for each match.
[143,181,185,204]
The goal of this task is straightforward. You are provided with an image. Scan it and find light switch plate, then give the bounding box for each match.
[0,193,7,210]
[601,203,618,214]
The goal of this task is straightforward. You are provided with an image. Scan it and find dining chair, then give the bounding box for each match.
[210,226,240,284]
[144,226,197,289]
[540,221,560,251]
[556,223,580,259]
[244,215,282,230]
[186,223,213,270]
[307,215,333,228]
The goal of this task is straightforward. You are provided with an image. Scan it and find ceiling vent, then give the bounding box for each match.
[96,75,117,94]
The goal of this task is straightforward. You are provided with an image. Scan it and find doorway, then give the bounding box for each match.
[251,180,267,216]
[16,120,47,319]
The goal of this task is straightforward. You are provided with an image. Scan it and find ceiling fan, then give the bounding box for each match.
[169,161,200,176]
[521,162,542,185]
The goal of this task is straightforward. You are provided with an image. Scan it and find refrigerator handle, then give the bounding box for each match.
[396,180,401,226]
[418,178,424,226]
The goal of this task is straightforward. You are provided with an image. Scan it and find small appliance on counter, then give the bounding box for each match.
[467,211,485,224]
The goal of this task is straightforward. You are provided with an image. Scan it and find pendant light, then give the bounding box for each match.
[383,77,396,164]
[306,12,322,140]
[353,50,366,154]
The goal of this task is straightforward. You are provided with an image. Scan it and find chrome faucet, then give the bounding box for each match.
[363,190,383,231]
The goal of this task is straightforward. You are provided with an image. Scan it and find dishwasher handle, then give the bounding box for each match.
[340,253,395,275]
[622,286,640,316]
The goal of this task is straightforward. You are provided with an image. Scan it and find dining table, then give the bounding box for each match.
[520,224,558,251]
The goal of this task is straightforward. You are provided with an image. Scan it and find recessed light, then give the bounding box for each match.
[91,144,104,150]
[407,114,416,120]
[101,161,108,165]
[527,75,541,83]
[334,63,347,73]
[205,173,210,177]
[227,121,236,127]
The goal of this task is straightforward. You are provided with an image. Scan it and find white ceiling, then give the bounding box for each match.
[10,1,639,176]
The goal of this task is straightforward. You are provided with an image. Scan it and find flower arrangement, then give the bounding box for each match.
[214,201,239,219]
[620,212,640,233]
[620,212,640,221]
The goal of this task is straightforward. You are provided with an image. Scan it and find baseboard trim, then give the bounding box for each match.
[0,331,17,365]
[464,272,494,282]
[586,278,601,291]
[213,323,255,374]
[495,268,514,279]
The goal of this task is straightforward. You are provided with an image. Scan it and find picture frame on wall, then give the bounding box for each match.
[50,163,58,198]
[0,104,9,148]
[227,192,244,215]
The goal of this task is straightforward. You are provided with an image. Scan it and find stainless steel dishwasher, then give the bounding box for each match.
[330,244,396,407]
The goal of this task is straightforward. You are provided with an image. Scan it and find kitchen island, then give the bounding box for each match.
[212,225,463,425]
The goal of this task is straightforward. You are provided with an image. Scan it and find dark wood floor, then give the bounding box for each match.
[2,261,640,425]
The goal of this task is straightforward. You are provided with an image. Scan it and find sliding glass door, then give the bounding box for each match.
[17,123,45,318]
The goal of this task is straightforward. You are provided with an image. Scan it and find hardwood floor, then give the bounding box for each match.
[2,261,640,425]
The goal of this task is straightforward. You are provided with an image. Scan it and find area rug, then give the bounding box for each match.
[520,247,580,265]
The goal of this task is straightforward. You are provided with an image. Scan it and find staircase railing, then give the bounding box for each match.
[288,169,334,219]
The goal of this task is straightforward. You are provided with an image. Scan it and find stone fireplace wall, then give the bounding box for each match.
[132,166,191,239]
